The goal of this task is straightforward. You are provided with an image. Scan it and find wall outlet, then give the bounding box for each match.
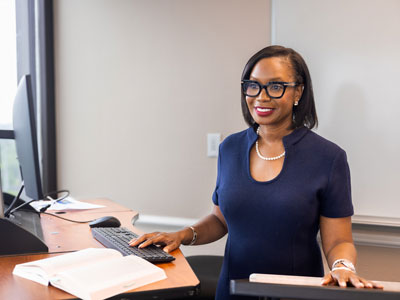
[207,133,221,157]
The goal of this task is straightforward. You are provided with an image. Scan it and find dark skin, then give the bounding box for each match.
[130,57,383,289]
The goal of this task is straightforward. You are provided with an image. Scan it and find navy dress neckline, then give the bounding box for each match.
[246,126,309,184]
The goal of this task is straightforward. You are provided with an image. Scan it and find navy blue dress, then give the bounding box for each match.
[212,126,354,300]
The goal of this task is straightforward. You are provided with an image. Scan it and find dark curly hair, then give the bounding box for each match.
[241,45,318,129]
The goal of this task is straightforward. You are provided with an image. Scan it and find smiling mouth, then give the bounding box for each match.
[256,107,274,112]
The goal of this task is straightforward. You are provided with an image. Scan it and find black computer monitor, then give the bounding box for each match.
[0,74,48,256]
[12,74,44,201]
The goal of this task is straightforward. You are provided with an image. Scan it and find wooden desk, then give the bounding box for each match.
[42,199,139,253]
[0,199,199,299]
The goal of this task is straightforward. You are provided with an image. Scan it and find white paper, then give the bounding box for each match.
[29,196,105,211]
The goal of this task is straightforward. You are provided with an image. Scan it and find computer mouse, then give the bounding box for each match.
[89,216,121,228]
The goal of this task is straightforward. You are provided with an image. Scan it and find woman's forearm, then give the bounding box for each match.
[326,241,357,269]
[180,213,228,246]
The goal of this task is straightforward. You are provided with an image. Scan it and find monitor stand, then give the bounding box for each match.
[0,192,48,256]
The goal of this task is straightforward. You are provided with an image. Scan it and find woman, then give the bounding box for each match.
[130,46,382,299]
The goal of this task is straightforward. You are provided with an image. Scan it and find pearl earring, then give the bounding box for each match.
[294,101,299,106]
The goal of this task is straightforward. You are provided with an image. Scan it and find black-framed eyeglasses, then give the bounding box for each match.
[241,80,299,99]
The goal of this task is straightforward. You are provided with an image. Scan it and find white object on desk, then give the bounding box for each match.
[30,196,105,211]
[13,248,167,300]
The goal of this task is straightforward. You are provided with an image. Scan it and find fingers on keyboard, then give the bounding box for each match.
[138,233,166,248]
[129,232,156,247]
[129,232,157,246]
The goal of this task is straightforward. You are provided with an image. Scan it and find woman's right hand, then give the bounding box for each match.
[128,229,190,253]
[129,208,227,253]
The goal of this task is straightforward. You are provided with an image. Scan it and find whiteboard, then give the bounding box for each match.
[272,0,400,220]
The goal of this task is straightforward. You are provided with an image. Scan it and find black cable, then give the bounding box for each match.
[4,187,94,224]
[44,189,70,199]
[42,212,96,224]
[5,188,95,224]
[8,199,37,216]
[4,184,25,217]
[39,190,70,213]
[7,189,70,216]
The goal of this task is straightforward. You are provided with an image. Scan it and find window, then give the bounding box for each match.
[0,0,17,129]
[1,0,56,197]
[0,0,20,195]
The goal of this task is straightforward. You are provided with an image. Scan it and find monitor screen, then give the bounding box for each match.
[12,74,44,201]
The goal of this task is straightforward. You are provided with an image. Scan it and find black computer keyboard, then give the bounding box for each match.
[91,227,175,263]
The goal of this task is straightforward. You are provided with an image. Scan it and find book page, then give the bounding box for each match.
[50,255,167,300]
[13,248,121,285]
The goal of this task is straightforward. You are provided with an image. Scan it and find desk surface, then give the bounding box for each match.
[42,198,139,253]
[0,199,199,299]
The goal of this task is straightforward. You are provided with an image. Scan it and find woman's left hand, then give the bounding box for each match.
[321,269,384,289]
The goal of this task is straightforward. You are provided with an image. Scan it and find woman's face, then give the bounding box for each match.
[246,57,303,129]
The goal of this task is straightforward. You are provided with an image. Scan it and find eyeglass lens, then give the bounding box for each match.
[243,81,286,98]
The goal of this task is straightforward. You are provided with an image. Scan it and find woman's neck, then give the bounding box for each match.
[257,123,293,143]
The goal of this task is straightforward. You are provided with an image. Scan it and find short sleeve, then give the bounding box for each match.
[320,150,354,218]
[212,145,222,206]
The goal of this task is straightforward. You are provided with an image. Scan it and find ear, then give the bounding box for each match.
[294,84,304,103]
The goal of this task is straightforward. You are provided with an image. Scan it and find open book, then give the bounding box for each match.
[13,248,167,300]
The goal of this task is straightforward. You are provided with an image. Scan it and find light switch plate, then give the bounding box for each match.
[207,133,221,157]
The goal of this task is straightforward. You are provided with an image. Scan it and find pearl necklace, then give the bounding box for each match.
[255,127,285,161]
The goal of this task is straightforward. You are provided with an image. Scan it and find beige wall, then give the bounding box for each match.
[356,245,400,281]
[54,0,271,219]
